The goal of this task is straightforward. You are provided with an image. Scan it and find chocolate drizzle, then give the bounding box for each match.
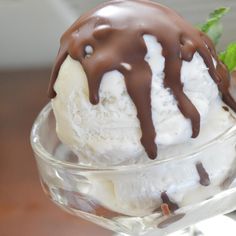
[48,0,236,159]
[161,192,179,212]
[196,162,210,186]
[222,106,229,112]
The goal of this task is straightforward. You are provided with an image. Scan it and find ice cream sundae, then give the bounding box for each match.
[31,0,236,235]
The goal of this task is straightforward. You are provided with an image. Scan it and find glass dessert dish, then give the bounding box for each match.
[31,103,236,236]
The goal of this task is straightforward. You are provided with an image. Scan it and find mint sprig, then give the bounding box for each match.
[198,7,236,72]
[219,43,236,72]
[198,7,230,45]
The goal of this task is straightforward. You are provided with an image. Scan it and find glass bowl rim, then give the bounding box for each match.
[31,102,236,172]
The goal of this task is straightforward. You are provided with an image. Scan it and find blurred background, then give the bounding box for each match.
[1,0,236,235]
[1,0,236,70]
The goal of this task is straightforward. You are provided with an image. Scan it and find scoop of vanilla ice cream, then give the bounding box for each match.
[52,34,222,166]
[51,34,236,216]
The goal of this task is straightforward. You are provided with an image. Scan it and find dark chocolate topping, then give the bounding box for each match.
[48,0,236,159]
[161,192,179,212]
[196,162,210,186]
[222,106,229,112]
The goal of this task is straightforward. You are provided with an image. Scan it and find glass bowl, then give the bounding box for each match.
[31,103,236,236]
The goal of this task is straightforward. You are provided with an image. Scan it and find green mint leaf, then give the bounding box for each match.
[199,7,230,45]
[219,43,236,72]
[200,7,230,32]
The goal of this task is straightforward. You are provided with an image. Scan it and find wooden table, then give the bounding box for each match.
[0,69,111,236]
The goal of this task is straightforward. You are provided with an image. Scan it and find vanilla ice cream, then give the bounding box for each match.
[52,36,231,166]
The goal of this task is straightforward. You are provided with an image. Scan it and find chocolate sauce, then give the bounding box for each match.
[196,162,210,186]
[161,192,179,212]
[222,106,229,112]
[48,0,236,159]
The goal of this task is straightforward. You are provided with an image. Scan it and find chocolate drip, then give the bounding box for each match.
[161,192,179,212]
[48,48,68,98]
[196,162,210,186]
[121,62,157,159]
[48,0,236,159]
[222,106,229,112]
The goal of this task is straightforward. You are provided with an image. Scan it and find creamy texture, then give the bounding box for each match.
[52,54,236,215]
[49,0,236,159]
[87,118,236,216]
[52,35,226,166]
[49,0,236,217]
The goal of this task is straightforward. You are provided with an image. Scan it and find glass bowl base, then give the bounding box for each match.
[31,104,236,236]
[114,215,236,236]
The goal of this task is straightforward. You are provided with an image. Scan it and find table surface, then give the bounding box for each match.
[0,69,111,236]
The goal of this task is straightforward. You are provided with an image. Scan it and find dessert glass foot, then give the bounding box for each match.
[31,104,236,236]
[114,215,236,235]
